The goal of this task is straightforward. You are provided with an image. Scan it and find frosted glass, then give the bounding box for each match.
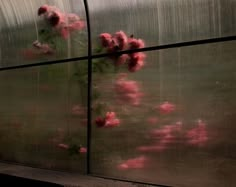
[0,0,87,67]
[91,41,236,187]
[0,61,88,173]
[89,0,236,54]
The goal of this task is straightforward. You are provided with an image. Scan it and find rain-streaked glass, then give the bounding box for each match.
[0,0,87,67]
[0,61,88,173]
[91,41,236,187]
[89,0,236,54]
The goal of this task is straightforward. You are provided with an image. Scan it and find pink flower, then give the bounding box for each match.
[115,77,143,106]
[158,102,176,114]
[128,52,146,72]
[186,120,208,146]
[95,112,120,128]
[38,5,49,16]
[57,143,69,149]
[79,147,87,153]
[128,38,145,49]
[115,54,130,66]
[113,31,128,50]
[95,117,106,127]
[118,156,147,170]
[105,111,116,120]
[99,33,112,48]
[38,4,85,39]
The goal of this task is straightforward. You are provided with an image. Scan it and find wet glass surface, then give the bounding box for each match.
[89,0,236,54]
[0,61,88,173]
[91,41,236,187]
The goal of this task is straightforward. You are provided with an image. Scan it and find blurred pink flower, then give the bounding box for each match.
[128,38,145,49]
[118,156,147,170]
[115,54,130,66]
[115,77,143,106]
[158,102,176,114]
[95,112,120,128]
[128,52,146,72]
[95,117,106,127]
[79,147,87,153]
[38,4,85,39]
[99,33,113,48]
[99,31,146,72]
[114,30,128,50]
[186,120,208,146]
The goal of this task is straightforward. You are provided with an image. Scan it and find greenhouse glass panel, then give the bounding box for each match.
[0,61,88,173]
[0,0,87,67]
[89,0,236,54]
[91,41,236,187]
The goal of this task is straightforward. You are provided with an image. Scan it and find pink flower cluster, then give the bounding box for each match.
[95,112,120,128]
[38,4,85,39]
[99,31,146,72]
[137,122,183,152]
[115,74,143,106]
[118,156,148,170]
[186,120,208,146]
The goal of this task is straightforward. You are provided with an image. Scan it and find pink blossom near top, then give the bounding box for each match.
[158,102,176,114]
[98,31,146,72]
[113,31,128,50]
[99,33,113,48]
[57,143,69,149]
[186,120,208,146]
[79,147,87,153]
[38,5,48,16]
[38,4,85,39]
[118,156,148,170]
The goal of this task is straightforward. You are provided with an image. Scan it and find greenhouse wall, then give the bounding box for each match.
[0,0,236,187]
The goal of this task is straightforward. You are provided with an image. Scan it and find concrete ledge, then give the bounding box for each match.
[0,162,156,187]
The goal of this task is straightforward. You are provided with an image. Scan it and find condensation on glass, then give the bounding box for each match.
[0,61,88,173]
[0,0,87,67]
[89,0,236,54]
[91,41,236,187]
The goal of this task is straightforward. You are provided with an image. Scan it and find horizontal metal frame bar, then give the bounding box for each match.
[0,35,236,72]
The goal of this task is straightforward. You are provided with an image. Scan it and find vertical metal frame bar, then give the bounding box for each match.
[83,0,92,175]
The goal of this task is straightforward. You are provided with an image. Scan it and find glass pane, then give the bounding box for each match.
[0,61,88,173]
[0,0,87,67]
[91,41,236,186]
[89,0,236,54]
